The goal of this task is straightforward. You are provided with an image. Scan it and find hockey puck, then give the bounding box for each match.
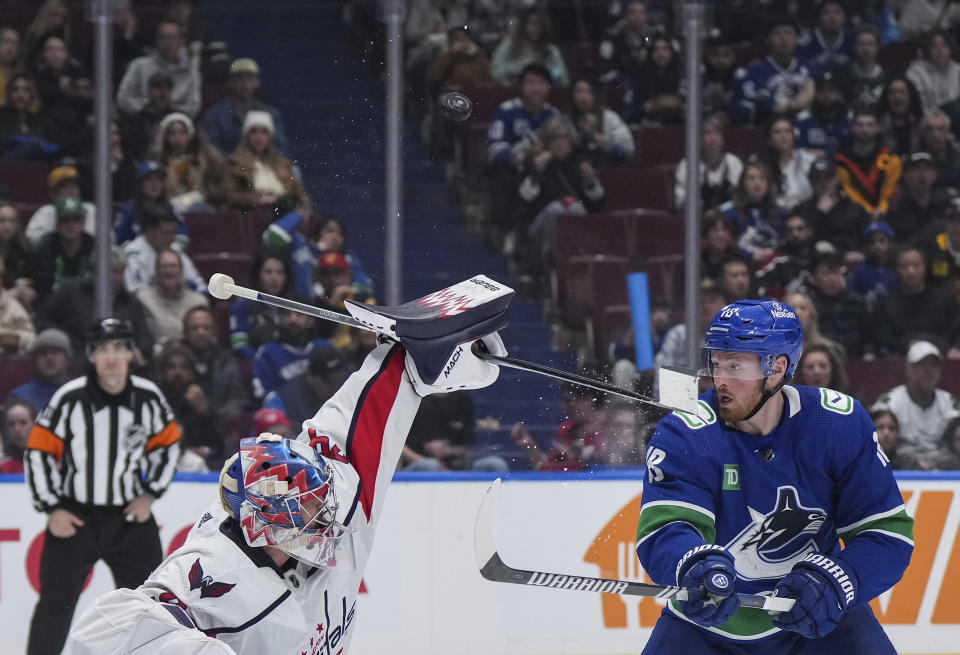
[438,92,473,122]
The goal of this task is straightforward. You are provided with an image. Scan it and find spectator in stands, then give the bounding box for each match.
[906,30,960,116]
[119,72,174,163]
[123,207,205,294]
[565,77,634,167]
[229,255,290,358]
[226,110,309,212]
[595,0,657,86]
[927,200,960,295]
[21,0,71,70]
[41,67,93,161]
[137,248,209,356]
[797,0,854,72]
[899,0,960,43]
[518,117,606,270]
[0,28,21,106]
[793,72,851,153]
[717,253,753,302]
[25,164,95,245]
[875,246,960,357]
[919,111,960,195]
[402,390,508,472]
[870,408,922,470]
[152,112,226,213]
[886,151,949,242]
[848,221,898,311]
[807,249,874,357]
[730,17,815,125]
[596,403,650,468]
[935,417,960,469]
[655,282,727,370]
[702,28,738,118]
[311,252,376,351]
[425,26,493,161]
[263,344,355,431]
[204,57,291,158]
[762,113,815,210]
[754,213,819,299]
[32,36,83,114]
[872,340,960,464]
[795,342,850,393]
[252,407,294,438]
[0,201,34,308]
[0,72,55,161]
[878,76,923,154]
[180,306,247,417]
[252,301,334,401]
[835,107,902,217]
[674,115,742,211]
[404,0,471,113]
[784,289,846,359]
[116,20,201,118]
[163,0,231,83]
[626,34,683,125]
[490,9,569,87]
[841,23,888,111]
[113,161,187,247]
[0,399,36,473]
[29,197,93,304]
[0,257,34,354]
[101,0,151,87]
[795,156,869,256]
[510,384,607,471]
[701,210,739,280]
[37,245,152,366]
[721,158,784,264]
[156,342,224,472]
[486,62,559,247]
[8,328,71,412]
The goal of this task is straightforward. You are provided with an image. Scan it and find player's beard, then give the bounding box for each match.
[715,382,764,422]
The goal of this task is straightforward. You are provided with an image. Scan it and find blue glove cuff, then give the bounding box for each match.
[795,553,857,608]
[675,544,733,586]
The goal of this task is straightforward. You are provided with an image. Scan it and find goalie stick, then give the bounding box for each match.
[474,479,796,613]
[207,273,700,414]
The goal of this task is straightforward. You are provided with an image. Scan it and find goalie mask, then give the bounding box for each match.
[219,434,353,568]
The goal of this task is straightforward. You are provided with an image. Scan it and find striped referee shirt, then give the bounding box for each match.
[25,374,182,512]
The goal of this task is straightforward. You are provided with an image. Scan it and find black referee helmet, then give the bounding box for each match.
[86,318,135,356]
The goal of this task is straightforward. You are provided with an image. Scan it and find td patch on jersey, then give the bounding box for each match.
[724,486,827,580]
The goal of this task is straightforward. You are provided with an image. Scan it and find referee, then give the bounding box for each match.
[24,318,181,655]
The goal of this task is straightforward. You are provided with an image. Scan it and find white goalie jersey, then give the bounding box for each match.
[67,342,421,655]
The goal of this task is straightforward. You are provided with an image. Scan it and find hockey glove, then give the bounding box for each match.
[676,545,740,627]
[773,553,857,639]
[404,333,507,397]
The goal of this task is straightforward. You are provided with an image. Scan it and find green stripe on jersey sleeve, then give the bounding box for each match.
[636,501,716,545]
[838,508,914,545]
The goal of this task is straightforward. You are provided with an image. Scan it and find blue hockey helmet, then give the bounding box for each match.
[701,299,804,380]
[220,434,350,566]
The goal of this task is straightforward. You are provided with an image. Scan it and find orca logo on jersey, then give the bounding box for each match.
[724,486,827,581]
[187,558,237,599]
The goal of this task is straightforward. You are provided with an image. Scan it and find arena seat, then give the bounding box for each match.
[0,162,50,204]
[185,212,246,254]
[192,251,254,287]
[597,165,674,211]
[0,355,37,404]
[633,127,685,166]
[245,210,276,254]
[878,42,919,78]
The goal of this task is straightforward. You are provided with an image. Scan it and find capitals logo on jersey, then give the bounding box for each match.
[724,486,827,580]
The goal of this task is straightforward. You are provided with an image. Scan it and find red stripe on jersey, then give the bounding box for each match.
[351,347,405,520]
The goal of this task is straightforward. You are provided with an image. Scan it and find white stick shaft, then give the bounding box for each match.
[222,279,366,330]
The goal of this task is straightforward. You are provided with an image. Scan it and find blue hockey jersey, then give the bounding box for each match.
[487,98,559,166]
[730,57,814,125]
[636,385,913,642]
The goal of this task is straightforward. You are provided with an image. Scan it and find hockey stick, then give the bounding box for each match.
[474,479,795,613]
[207,273,699,414]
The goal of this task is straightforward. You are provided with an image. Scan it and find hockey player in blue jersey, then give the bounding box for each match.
[636,299,913,653]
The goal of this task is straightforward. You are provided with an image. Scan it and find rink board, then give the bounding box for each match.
[0,472,958,654]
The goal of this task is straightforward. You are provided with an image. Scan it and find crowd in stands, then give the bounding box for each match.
[343,0,960,472]
[3,0,960,477]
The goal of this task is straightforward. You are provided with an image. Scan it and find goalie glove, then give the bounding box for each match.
[675,545,741,627]
[404,333,507,397]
